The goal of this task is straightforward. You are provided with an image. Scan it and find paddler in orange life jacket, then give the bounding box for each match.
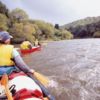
[0,29,34,76]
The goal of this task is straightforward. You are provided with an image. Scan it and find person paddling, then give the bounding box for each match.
[0,29,34,76]
[34,39,41,46]
[0,30,51,100]
[20,41,33,50]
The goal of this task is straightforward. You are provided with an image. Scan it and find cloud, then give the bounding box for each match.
[20,0,78,24]
[0,0,100,25]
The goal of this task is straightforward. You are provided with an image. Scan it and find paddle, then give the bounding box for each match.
[33,71,49,86]
[15,63,54,99]
[1,74,13,100]
[27,72,55,100]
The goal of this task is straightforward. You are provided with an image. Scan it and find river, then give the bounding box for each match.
[19,39,100,100]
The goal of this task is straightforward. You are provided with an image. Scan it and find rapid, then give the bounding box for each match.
[21,39,100,100]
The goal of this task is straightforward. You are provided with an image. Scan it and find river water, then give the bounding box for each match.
[20,39,100,100]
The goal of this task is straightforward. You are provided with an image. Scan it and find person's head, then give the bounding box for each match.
[0,31,13,44]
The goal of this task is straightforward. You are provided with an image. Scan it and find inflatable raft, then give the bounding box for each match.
[0,71,55,100]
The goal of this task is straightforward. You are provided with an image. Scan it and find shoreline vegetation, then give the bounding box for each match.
[0,1,73,45]
[0,1,100,44]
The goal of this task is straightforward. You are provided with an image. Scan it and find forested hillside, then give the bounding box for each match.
[61,16,100,38]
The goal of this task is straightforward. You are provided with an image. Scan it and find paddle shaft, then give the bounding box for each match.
[27,73,55,100]
[1,74,13,100]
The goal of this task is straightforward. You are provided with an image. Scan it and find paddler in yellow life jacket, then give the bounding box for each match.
[20,41,33,50]
[0,29,34,76]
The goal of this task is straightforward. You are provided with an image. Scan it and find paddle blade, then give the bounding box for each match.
[1,74,13,100]
[1,74,8,86]
[34,72,49,86]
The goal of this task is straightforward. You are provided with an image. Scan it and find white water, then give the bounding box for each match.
[22,39,100,100]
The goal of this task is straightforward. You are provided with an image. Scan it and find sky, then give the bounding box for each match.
[0,0,100,25]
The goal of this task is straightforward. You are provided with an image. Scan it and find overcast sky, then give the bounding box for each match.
[0,0,100,25]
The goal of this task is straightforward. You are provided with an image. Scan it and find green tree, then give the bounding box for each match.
[23,22,36,43]
[0,1,9,17]
[10,8,28,22]
[9,22,35,43]
[61,30,73,39]
[93,31,100,38]
[55,24,59,29]
[9,23,24,37]
[0,13,8,30]
[54,29,73,40]
[33,20,55,40]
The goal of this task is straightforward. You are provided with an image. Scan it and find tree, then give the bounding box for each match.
[0,1,9,17]
[93,31,100,38]
[9,22,35,43]
[10,8,29,22]
[55,24,59,29]
[61,30,73,39]
[23,22,36,42]
[33,20,55,40]
[0,13,8,30]
[54,29,73,40]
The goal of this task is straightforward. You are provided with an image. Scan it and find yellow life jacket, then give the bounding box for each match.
[20,41,31,49]
[0,44,15,66]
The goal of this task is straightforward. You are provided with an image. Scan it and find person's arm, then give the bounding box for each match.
[12,49,34,73]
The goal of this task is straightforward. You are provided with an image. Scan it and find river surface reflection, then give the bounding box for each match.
[20,39,100,100]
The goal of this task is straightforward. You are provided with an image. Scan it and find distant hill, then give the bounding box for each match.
[61,16,100,38]
[62,16,100,28]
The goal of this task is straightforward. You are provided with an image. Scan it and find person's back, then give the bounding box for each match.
[0,31,17,75]
[20,41,32,50]
[0,31,34,76]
